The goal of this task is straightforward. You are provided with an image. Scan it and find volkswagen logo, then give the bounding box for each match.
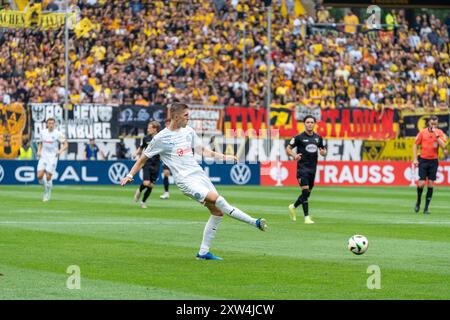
[230,164,251,185]
[0,165,4,183]
[108,163,129,184]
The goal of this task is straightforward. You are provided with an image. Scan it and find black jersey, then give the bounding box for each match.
[289,131,324,170]
[141,135,160,165]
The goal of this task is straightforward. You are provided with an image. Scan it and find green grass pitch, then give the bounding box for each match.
[1,185,449,299]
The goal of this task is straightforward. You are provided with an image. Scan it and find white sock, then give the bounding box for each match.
[215,196,257,226]
[46,179,52,195]
[40,177,47,191]
[199,215,222,255]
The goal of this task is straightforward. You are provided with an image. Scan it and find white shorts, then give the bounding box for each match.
[37,156,58,175]
[176,172,218,204]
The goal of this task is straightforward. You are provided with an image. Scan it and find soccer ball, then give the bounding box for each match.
[348,235,369,255]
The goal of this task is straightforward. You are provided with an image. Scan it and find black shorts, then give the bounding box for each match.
[143,162,160,183]
[297,167,317,190]
[418,157,438,181]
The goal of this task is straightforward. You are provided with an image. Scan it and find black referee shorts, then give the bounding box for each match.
[418,157,438,181]
[297,167,317,190]
[143,162,160,183]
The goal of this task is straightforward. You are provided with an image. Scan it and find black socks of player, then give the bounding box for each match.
[139,184,153,203]
[424,187,433,211]
[301,189,310,217]
[294,189,310,216]
[416,186,424,206]
[142,186,153,203]
[294,194,303,208]
[163,176,169,192]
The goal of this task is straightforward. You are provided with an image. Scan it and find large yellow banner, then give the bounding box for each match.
[363,139,415,161]
[0,10,76,30]
[363,138,447,161]
[0,103,27,159]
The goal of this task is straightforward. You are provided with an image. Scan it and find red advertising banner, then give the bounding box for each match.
[261,161,450,186]
[223,106,399,139]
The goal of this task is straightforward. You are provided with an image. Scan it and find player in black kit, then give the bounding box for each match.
[286,115,326,224]
[133,121,162,208]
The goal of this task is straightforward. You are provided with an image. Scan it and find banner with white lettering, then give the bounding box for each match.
[204,137,362,162]
[30,103,119,140]
[0,160,259,185]
[29,103,119,159]
[261,161,450,186]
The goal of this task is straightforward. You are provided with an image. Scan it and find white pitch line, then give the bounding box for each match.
[1,220,450,226]
[0,221,202,225]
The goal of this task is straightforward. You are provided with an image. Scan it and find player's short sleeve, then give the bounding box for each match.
[143,137,163,158]
[318,136,325,149]
[415,131,423,145]
[288,136,299,148]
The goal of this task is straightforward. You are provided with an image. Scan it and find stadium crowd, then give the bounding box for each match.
[0,0,449,112]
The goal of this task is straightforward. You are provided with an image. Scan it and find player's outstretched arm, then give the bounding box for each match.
[120,154,148,186]
[197,146,238,163]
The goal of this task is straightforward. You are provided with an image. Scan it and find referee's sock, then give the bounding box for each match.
[142,186,153,203]
[424,187,433,210]
[139,184,146,192]
[416,186,424,205]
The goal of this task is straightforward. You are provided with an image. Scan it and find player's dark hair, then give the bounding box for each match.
[149,120,161,132]
[303,115,316,123]
[47,117,55,123]
[429,115,438,122]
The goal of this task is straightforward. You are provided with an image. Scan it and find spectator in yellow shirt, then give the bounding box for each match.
[344,10,359,34]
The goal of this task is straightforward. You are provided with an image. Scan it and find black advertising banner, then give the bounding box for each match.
[30,103,119,140]
[402,112,449,137]
[118,105,167,135]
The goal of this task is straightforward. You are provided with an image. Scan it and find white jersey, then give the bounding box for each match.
[39,128,65,158]
[143,126,204,182]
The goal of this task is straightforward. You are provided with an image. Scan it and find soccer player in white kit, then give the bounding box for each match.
[120,103,267,260]
[37,118,68,202]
